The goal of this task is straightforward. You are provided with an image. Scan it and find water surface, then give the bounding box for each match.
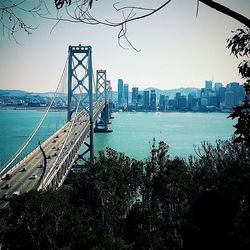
[0,110,235,168]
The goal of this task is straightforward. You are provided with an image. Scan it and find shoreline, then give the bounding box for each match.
[0,106,67,112]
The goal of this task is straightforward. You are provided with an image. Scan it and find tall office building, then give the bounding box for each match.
[225,91,234,108]
[150,90,157,111]
[132,87,139,105]
[208,92,217,106]
[123,84,129,106]
[143,90,150,110]
[205,80,213,91]
[219,87,226,103]
[137,94,143,106]
[215,82,223,94]
[118,79,123,105]
[175,93,187,110]
[178,96,187,110]
[159,95,167,111]
[228,82,241,106]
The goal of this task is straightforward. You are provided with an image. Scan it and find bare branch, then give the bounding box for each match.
[199,0,250,28]
[0,0,47,41]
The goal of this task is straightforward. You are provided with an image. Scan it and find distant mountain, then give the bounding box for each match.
[0,89,66,98]
[30,92,67,97]
[0,87,199,101]
[0,89,29,97]
[143,87,199,98]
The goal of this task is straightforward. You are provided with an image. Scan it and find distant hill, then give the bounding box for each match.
[0,87,199,101]
[143,87,199,98]
[0,89,29,97]
[0,90,66,98]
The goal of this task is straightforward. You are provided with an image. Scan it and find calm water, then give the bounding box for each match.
[95,112,235,160]
[0,110,235,168]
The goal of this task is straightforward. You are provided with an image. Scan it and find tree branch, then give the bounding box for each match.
[199,0,250,28]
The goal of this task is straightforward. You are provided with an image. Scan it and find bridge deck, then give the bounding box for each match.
[0,102,105,208]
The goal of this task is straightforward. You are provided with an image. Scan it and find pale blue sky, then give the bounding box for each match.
[0,0,249,92]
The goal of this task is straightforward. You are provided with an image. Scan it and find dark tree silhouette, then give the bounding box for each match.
[227,27,250,148]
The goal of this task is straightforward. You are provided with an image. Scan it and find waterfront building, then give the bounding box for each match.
[228,82,241,106]
[143,90,150,110]
[205,80,213,91]
[159,95,167,111]
[137,94,143,106]
[208,92,217,107]
[150,90,157,111]
[188,93,199,111]
[179,96,187,110]
[219,87,226,104]
[132,87,139,105]
[200,97,208,110]
[118,79,123,105]
[175,93,187,110]
[215,82,223,94]
[168,99,176,110]
[123,84,129,107]
[225,91,234,108]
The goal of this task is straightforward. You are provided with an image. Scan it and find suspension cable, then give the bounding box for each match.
[40,59,86,188]
[0,59,68,176]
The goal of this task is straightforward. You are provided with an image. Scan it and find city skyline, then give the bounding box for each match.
[0,79,244,113]
[115,78,245,112]
[0,1,249,92]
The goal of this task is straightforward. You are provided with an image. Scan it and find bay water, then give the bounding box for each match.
[0,110,235,169]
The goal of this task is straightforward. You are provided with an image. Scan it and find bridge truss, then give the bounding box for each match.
[0,44,113,198]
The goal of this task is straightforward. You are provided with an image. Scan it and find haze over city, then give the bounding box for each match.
[0,0,249,92]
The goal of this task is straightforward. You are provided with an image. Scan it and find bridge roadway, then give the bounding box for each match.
[0,101,105,208]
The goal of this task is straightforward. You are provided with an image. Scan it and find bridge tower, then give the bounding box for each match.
[67,45,94,162]
[95,70,112,132]
[106,80,113,121]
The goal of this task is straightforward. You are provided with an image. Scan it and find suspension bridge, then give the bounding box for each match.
[0,45,113,207]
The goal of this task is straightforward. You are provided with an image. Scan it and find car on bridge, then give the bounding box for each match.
[19,167,26,172]
[1,174,11,180]
[29,174,38,180]
[12,191,21,197]
[0,193,9,201]
[1,183,10,189]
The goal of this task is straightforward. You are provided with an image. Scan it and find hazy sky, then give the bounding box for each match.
[0,0,249,92]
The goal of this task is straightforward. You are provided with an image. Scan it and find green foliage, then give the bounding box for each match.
[0,140,249,249]
[227,27,250,148]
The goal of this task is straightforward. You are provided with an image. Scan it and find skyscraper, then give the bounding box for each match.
[143,90,150,110]
[123,84,129,107]
[132,87,139,105]
[215,82,223,94]
[175,92,187,110]
[208,92,217,106]
[205,80,213,91]
[159,95,167,111]
[219,87,226,103]
[225,91,234,108]
[150,90,157,111]
[228,82,241,106]
[118,79,123,105]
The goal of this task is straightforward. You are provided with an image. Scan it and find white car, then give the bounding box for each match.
[12,191,21,197]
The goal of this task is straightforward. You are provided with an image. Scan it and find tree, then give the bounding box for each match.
[0,140,249,249]
[227,27,250,148]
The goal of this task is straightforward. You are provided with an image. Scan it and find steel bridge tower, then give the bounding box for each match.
[67,44,94,162]
[95,70,112,132]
